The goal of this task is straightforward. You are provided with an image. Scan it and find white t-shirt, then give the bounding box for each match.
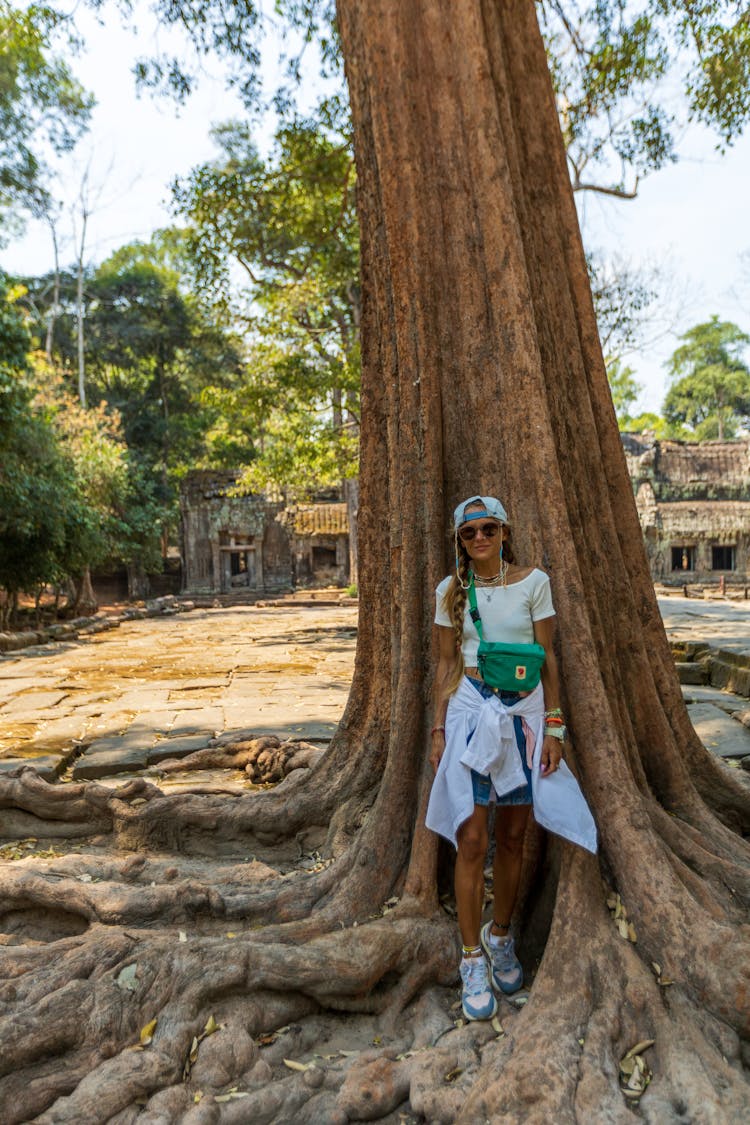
[435,569,555,665]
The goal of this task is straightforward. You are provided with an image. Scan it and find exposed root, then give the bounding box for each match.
[156,735,325,784]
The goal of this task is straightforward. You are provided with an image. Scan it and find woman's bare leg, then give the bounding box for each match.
[455,804,490,948]
[491,804,531,936]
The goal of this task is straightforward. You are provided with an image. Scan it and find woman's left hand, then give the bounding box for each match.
[540,735,563,776]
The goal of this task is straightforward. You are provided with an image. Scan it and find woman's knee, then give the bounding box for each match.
[496,831,525,859]
[457,825,488,864]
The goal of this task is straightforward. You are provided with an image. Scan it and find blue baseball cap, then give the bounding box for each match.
[453,495,509,529]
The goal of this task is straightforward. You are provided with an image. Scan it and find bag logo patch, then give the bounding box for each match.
[515,665,526,680]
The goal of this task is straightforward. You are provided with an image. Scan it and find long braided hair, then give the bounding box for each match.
[439,524,515,698]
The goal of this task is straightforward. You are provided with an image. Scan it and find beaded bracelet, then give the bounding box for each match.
[431,725,445,735]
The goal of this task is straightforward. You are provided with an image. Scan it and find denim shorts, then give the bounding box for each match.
[467,676,532,807]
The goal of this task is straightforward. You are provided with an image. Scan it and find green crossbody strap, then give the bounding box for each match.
[467,576,484,639]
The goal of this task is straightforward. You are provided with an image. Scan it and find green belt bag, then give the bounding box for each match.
[468,578,546,692]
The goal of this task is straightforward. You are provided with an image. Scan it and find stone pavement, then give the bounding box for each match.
[1,596,749,784]
[0,604,357,782]
[658,595,750,763]
[658,594,750,656]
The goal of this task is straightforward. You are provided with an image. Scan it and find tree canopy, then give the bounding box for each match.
[664,315,750,439]
[0,277,93,617]
[172,117,360,492]
[0,1,92,223]
[540,0,750,197]
[19,237,249,523]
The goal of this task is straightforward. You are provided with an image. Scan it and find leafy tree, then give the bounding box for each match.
[541,1,750,198]
[18,238,247,532]
[32,363,164,576]
[605,355,642,427]
[664,315,750,439]
[0,1,92,224]
[131,0,750,199]
[173,118,360,493]
[623,410,688,439]
[0,277,94,623]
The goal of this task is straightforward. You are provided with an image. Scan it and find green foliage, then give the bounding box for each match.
[606,356,643,427]
[173,117,360,494]
[590,253,659,357]
[31,364,163,572]
[540,1,750,195]
[663,316,750,440]
[0,2,93,222]
[18,237,247,526]
[622,411,687,440]
[0,278,93,602]
[134,1,750,198]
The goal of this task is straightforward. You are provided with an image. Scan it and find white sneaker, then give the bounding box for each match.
[459,955,498,1021]
[480,922,523,995]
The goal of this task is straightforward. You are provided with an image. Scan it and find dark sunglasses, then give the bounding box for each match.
[457,522,500,542]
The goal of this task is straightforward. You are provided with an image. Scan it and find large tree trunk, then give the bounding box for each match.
[336,0,750,1116]
[0,2,748,1121]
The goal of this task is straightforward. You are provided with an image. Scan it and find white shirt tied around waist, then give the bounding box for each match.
[425,677,598,854]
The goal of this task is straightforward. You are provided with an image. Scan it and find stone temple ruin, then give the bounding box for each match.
[174,440,749,597]
[624,434,750,585]
[179,471,351,595]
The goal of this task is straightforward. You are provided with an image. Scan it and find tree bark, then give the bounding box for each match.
[75,204,88,409]
[332,0,750,1115]
[1,1,748,1121]
[73,566,98,617]
[45,213,61,364]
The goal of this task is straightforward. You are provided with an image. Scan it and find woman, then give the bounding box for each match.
[425,495,596,1021]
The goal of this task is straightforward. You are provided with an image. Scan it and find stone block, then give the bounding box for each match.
[126,711,176,736]
[708,657,750,698]
[2,691,69,713]
[681,685,748,713]
[73,742,150,780]
[0,631,42,652]
[687,702,750,759]
[148,735,211,763]
[169,708,224,736]
[675,661,708,686]
[0,755,59,779]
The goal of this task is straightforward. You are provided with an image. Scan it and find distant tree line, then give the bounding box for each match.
[2,0,750,618]
[608,316,750,439]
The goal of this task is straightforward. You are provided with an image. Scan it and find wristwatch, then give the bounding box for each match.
[544,725,567,741]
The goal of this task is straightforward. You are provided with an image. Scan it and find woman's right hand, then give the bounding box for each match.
[429,730,446,774]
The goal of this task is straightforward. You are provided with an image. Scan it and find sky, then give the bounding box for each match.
[2,5,749,415]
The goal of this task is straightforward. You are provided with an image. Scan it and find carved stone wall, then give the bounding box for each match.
[623,435,750,583]
[179,474,350,593]
[180,471,289,595]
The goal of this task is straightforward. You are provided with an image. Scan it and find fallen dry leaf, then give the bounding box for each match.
[619,1038,654,1100]
[283,1058,310,1072]
[140,1018,158,1047]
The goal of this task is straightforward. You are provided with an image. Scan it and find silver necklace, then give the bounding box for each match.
[472,562,508,601]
